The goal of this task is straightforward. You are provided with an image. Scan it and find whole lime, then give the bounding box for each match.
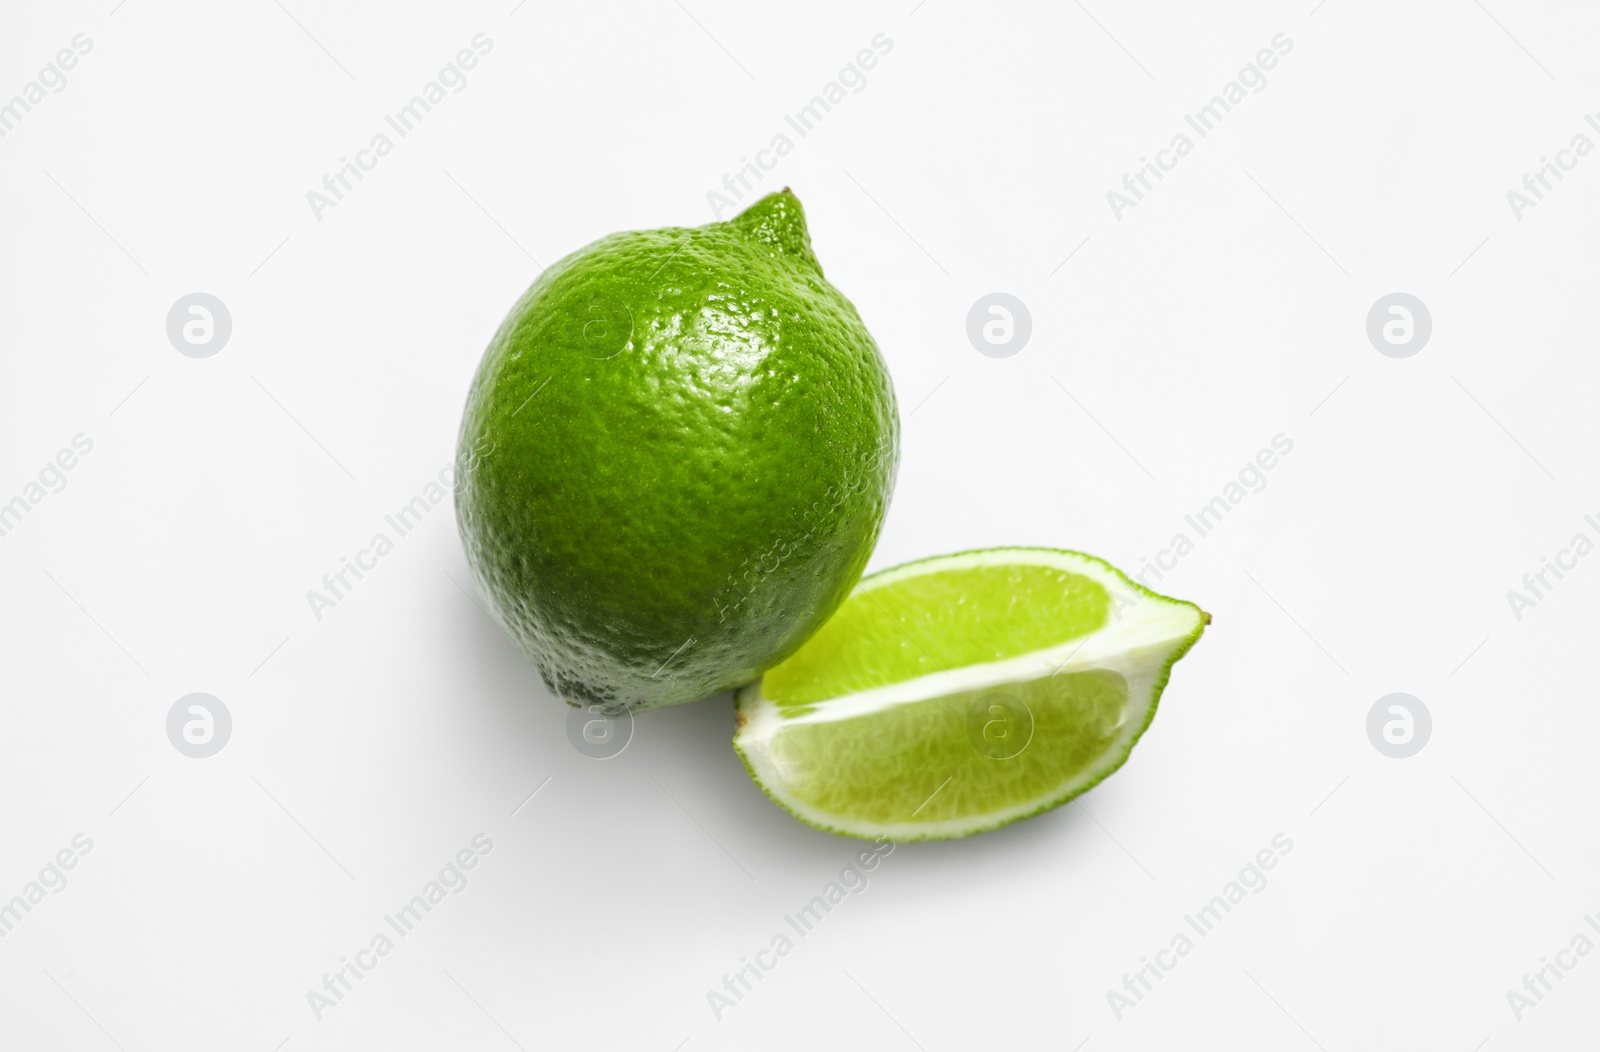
[455,191,899,713]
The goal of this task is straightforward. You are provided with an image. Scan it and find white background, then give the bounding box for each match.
[2,0,1597,1048]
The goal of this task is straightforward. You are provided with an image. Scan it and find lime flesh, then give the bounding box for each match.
[733,548,1207,841]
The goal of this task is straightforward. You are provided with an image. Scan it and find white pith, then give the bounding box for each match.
[734,549,1204,841]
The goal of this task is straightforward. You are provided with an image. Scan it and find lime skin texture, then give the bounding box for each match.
[455,191,900,714]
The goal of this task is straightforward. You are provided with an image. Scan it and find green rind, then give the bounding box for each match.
[732,546,1208,842]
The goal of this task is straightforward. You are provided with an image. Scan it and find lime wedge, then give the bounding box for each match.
[733,548,1208,841]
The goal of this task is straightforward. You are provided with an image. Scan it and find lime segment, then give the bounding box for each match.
[733,548,1207,841]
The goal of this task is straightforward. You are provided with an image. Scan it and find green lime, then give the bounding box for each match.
[733,548,1208,840]
[455,191,899,713]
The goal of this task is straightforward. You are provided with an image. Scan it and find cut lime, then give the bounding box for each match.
[733,548,1208,841]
